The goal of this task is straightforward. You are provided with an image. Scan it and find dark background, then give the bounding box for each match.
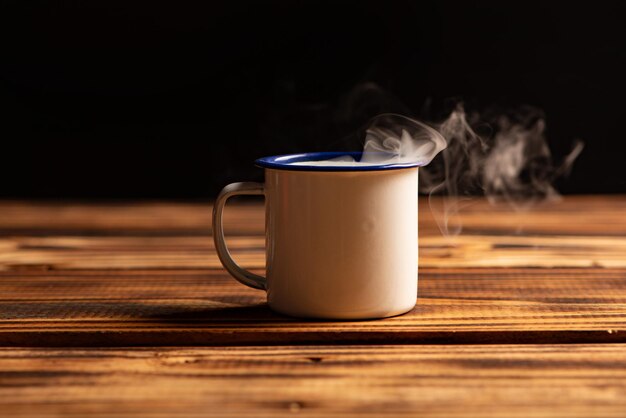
[1,0,625,198]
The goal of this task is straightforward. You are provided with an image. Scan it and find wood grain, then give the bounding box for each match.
[1,268,625,346]
[0,196,624,272]
[0,195,625,236]
[0,197,625,346]
[0,200,256,235]
[1,197,626,417]
[1,233,625,270]
[1,345,626,417]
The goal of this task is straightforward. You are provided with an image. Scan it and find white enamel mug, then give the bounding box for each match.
[212,152,419,319]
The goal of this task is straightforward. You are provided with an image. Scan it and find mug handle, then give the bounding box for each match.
[212,182,267,290]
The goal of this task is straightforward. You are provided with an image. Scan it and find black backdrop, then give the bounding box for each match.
[1,1,625,198]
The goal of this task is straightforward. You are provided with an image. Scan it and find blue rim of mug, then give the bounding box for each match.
[255,152,423,171]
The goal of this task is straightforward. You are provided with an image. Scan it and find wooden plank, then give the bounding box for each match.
[0,201,262,235]
[1,345,626,417]
[0,196,625,236]
[1,233,626,270]
[1,198,624,417]
[1,268,625,346]
[0,197,625,346]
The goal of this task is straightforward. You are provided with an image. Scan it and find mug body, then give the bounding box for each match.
[264,167,418,319]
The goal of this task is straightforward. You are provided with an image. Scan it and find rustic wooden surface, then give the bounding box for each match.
[1,196,625,416]
[2,345,626,418]
[1,267,626,346]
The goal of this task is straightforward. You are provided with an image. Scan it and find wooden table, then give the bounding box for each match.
[1,196,625,417]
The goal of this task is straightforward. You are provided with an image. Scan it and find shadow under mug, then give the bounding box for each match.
[213,152,420,320]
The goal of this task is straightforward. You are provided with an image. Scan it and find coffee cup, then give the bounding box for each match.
[212,152,419,319]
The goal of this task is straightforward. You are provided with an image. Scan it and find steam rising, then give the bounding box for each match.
[291,114,446,167]
[361,105,584,235]
[291,97,583,236]
[428,105,583,234]
[361,114,447,166]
